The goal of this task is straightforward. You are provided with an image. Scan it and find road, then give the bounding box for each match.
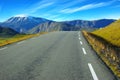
[0,31,117,80]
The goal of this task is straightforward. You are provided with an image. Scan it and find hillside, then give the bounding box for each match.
[27,19,115,34]
[64,19,115,28]
[93,19,120,47]
[27,21,76,34]
[0,26,19,37]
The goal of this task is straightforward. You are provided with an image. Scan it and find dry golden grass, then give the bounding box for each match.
[82,31,120,78]
[0,32,48,47]
[93,19,120,47]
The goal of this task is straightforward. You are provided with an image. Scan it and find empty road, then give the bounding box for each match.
[0,31,116,80]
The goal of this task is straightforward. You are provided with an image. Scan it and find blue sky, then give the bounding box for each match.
[0,0,120,22]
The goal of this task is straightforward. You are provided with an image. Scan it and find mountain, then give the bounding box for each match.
[27,21,76,34]
[64,19,116,28]
[0,16,116,34]
[28,19,116,34]
[0,16,51,33]
[0,26,19,37]
[92,19,120,47]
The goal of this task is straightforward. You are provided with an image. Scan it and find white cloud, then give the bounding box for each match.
[58,0,85,8]
[104,14,120,20]
[46,0,85,13]
[60,1,115,13]
[29,2,54,13]
[14,14,28,17]
[22,1,54,14]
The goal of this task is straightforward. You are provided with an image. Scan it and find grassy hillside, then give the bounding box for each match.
[93,19,120,47]
[0,32,47,47]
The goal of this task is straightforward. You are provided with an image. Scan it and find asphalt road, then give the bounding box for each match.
[0,31,117,80]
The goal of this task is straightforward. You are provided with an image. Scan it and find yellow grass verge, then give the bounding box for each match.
[0,32,48,47]
[82,30,120,78]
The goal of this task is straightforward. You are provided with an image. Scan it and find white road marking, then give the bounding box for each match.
[82,48,87,54]
[88,63,99,80]
[31,38,36,39]
[79,37,81,40]
[80,41,83,45]
[17,41,25,44]
[0,47,7,50]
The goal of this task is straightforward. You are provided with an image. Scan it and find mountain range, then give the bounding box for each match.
[0,16,116,34]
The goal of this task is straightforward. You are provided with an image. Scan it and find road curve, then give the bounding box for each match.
[0,31,116,80]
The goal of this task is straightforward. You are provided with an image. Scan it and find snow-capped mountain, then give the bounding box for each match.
[0,16,51,33]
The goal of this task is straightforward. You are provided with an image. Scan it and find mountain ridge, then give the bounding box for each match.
[0,16,116,34]
[28,18,116,34]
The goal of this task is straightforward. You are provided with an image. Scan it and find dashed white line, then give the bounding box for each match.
[17,41,25,44]
[80,41,83,45]
[31,38,36,39]
[82,48,87,54]
[88,63,99,80]
[79,37,81,40]
[0,47,7,50]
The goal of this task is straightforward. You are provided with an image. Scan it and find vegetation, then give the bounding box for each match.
[0,32,47,47]
[82,30,120,78]
[92,19,120,47]
[82,19,120,78]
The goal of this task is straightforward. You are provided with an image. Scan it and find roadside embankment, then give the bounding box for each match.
[82,30,120,78]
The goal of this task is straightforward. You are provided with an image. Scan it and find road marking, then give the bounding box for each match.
[79,37,81,40]
[17,41,25,44]
[88,63,99,80]
[82,48,87,54]
[0,47,7,50]
[31,38,36,39]
[80,41,83,45]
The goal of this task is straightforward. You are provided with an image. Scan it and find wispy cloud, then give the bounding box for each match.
[47,0,85,13]
[57,0,85,8]
[29,2,54,13]
[60,1,115,13]
[103,14,120,19]
[23,1,54,14]
[14,14,28,17]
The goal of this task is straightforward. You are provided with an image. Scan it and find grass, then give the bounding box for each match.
[82,30,120,78]
[92,19,120,47]
[0,32,47,47]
